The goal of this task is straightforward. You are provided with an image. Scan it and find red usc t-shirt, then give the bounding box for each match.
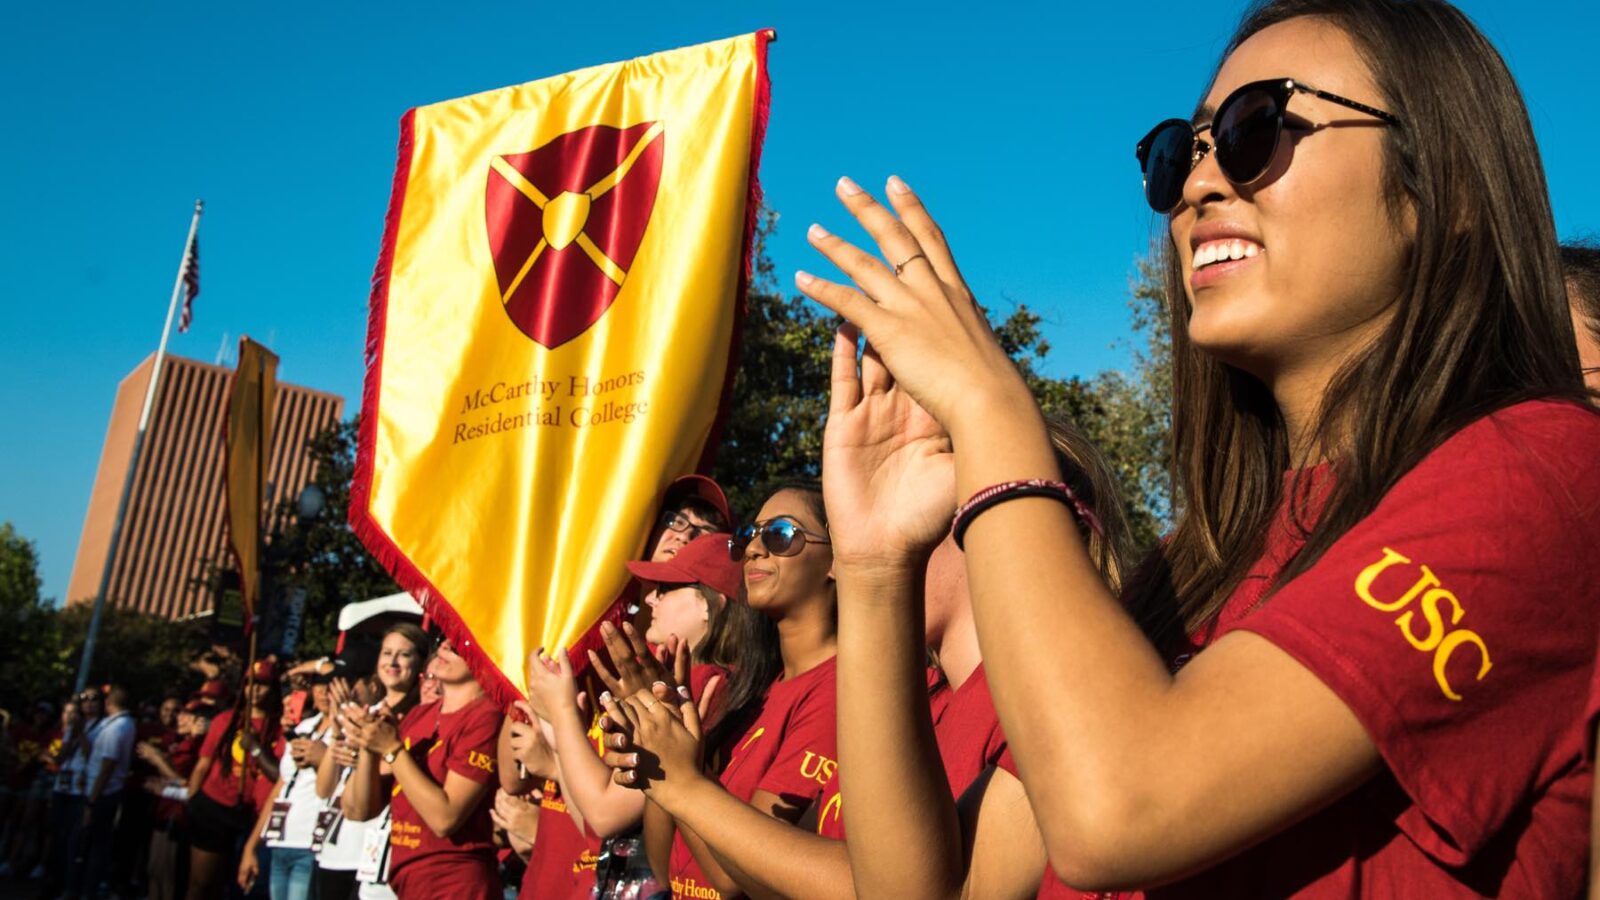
[387,695,503,896]
[1127,399,1599,897]
[670,656,838,900]
[519,777,601,900]
[815,667,959,839]
[198,710,282,810]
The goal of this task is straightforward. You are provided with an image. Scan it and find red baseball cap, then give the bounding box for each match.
[663,475,732,526]
[196,679,228,700]
[626,532,742,599]
[250,658,279,682]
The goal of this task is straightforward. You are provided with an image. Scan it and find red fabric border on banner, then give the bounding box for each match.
[351,33,775,708]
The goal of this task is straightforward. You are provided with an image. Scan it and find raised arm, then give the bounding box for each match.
[798,176,1378,889]
[338,704,387,822]
[529,648,645,837]
[819,324,967,898]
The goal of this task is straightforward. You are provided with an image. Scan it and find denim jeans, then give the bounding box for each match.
[269,847,315,900]
[64,790,122,896]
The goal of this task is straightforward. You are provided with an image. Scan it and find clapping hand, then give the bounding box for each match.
[507,701,557,779]
[821,322,957,567]
[526,647,580,723]
[342,704,401,758]
[797,177,1033,442]
[589,621,684,704]
[490,787,542,855]
[601,683,712,808]
[290,737,326,769]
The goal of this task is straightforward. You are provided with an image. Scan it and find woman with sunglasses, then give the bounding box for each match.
[602,483,838,900]
[607,420,1133,900]
[500,475,732,900]
[343,637,504,900]
[794,0,1598,894]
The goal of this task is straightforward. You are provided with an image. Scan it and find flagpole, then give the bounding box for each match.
[74,199,205,692]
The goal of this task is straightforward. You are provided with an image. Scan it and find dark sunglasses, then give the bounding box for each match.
[1136,77,1401,213]
[729,517,831,561]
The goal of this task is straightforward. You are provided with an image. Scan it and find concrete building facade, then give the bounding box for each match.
[68,353,343,618]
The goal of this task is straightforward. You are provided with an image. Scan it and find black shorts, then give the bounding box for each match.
[185,792,255,853]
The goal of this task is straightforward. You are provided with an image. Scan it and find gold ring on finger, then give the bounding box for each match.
[893,252,927,276]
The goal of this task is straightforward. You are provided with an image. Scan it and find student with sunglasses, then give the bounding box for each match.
[502,475,734,900]
[606,420,1134,900]
[604,482,839,900]
[794,0,1599,894]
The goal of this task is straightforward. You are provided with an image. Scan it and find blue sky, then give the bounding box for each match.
[3,1,1596,604]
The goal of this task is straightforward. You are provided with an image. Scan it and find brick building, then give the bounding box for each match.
[68,353,343,618]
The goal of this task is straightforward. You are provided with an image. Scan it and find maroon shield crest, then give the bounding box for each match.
[484,122,665,348]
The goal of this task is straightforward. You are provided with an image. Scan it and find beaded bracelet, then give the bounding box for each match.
[950,479,1103,550]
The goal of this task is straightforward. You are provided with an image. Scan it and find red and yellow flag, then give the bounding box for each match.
[352,31,772,702]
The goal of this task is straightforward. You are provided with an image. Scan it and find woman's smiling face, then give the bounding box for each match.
[1170,17,1413,388]
[377,631,420,692]
[742,490,833,613]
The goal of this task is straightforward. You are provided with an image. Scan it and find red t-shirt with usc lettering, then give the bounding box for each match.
[519,777,600,900]
[1029,399,1596,899]
[670,656,838,900]
[387,695,504,899]
[815,666,966,839]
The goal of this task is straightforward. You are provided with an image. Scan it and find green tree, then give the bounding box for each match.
[0,523,205,710]
[259,419,399,657]
[0,523,58,709]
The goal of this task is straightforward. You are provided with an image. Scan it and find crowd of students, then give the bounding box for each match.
[6,0,1600,897]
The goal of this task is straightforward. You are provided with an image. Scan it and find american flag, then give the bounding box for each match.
[177,236,200,333]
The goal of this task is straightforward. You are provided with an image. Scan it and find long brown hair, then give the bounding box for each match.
[1045,415,1136,596]
[693,583,781,754]
[1125,0,1589,646]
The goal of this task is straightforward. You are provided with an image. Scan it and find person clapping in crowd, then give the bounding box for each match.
[500,474,735,900]
[601,483,837,900]
[315,624,428,900]
[783,0,1600,893]
[342,636,504,900]
[527,530,778,898]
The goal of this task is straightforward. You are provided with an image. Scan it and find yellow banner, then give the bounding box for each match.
[353,31,772,701]
[227,337,278,621]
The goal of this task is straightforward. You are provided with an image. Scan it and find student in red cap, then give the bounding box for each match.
[604,482,838,900]
[503,474,735,900]
[343,637,504,900]
[524,532,779,898]
[184,658,282,900]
